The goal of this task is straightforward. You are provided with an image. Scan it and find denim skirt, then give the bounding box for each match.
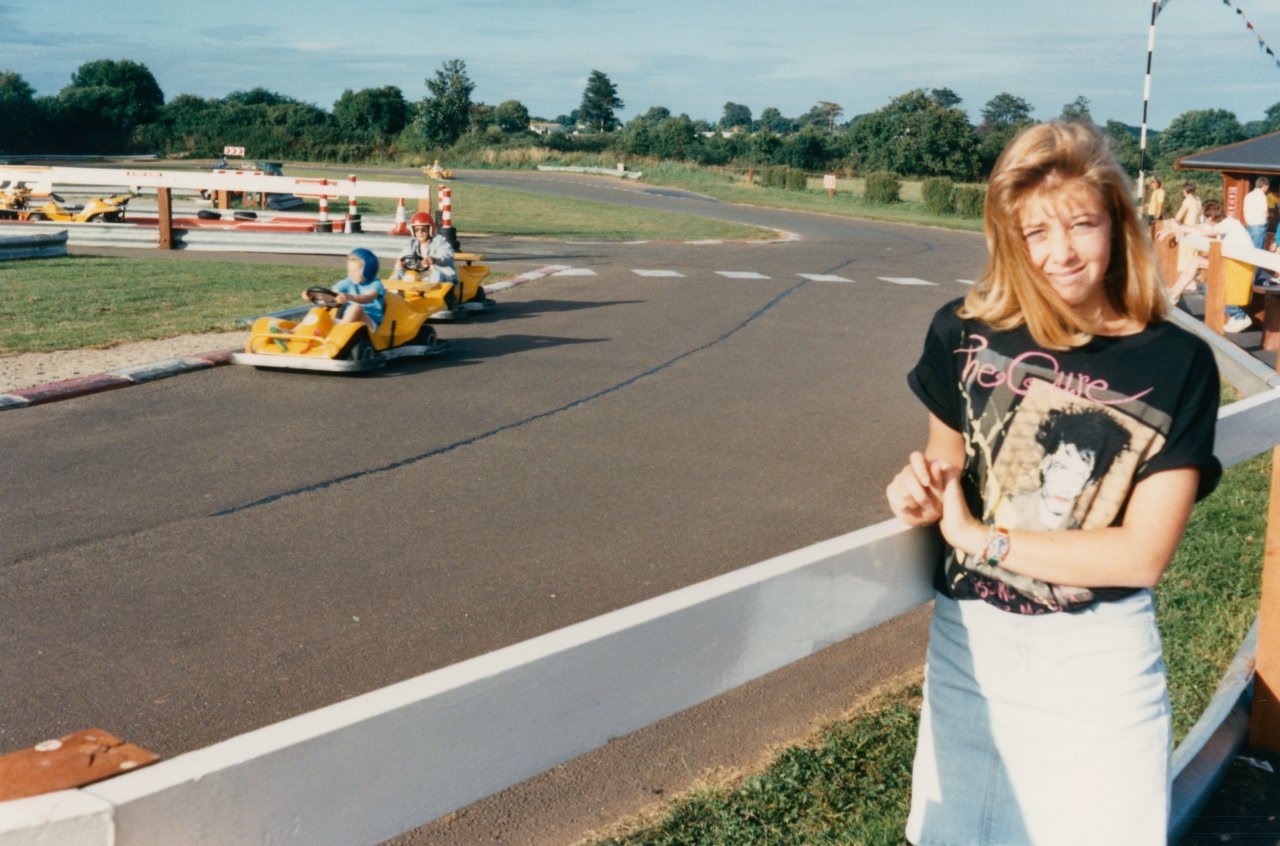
[906,590,1171,846]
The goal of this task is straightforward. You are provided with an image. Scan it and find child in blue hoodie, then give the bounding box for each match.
[304,248,385,333]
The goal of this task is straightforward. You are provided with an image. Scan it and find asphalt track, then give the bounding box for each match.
[0,170,989,843]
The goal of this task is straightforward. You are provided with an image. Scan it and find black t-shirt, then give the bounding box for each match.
[907,299,1222,615]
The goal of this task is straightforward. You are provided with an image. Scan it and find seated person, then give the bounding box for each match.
[392,212,458,284]
[302,247,385,334]
[1158,200,1255,332]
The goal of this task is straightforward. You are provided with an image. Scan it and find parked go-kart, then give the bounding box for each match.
[0,189,131,223]
[231,285,449,373]
[390,251,494,321]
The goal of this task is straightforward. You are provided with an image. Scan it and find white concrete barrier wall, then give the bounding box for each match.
[91,522,938,845]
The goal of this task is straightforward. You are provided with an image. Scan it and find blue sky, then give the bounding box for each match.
[2,0,1278,129]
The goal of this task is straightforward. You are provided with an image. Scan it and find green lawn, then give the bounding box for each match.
[0,257,336,353]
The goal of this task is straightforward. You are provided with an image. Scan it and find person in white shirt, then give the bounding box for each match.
[1244,176,1270,248]
[1159,199,1255,332]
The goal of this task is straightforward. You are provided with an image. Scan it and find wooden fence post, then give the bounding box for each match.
[156,187,173,251]
[1205,240,1226,335]
[1250,450,1280,753]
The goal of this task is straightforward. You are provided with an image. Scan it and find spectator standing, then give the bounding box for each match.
[1144,176,1166,225]
[1244,176,1270,249]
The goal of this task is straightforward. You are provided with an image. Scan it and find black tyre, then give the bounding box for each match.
[233,210,258,221]
[411,325,437,347]
[196,209,221,220]
[28,212,48,221]
[342,335,376,363]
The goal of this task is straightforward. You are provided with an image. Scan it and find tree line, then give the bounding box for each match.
[2,58,1277,185]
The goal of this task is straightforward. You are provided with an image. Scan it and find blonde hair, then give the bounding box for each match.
[960,121,1166,349]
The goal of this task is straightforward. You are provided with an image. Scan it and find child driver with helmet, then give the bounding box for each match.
[391,212,458,284]
[301,247,386,333]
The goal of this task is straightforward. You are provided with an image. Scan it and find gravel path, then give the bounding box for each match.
[0,331,246,393]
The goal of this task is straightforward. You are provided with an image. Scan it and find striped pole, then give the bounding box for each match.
[1138,0,1171,207]
[439,186,459,250]
[345,174,360,234]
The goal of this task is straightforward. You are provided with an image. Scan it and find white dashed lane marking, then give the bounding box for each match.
[878,276,938,286]
[533,268,971,286]
[799,273,855,283]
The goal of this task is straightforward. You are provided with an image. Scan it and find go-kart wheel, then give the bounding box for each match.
[305,287,341,306]
[233,210,258,221]
[196,209,220,220]
[343,336,376,362]
[28,212,48,221]
[411,325,437,346]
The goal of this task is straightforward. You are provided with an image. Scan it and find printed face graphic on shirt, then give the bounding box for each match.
[1018,406,1131,530]
[1038,443,1095,527]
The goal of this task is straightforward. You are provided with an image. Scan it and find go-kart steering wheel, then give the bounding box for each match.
[305,286,342,306]
[402,257,426,272]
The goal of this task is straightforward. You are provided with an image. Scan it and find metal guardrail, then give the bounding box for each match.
[536,165,643,179]
[0,220,406,256]
[0,230,68,260]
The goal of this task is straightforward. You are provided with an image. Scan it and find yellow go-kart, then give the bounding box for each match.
[0,189,131,223]
[31,192,131,223]
[395,252,495,321]
[231,285,449,373]
[422,160,453,180]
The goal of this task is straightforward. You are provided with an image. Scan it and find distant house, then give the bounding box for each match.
[1177,131,1280,222]
[529,122,567,136]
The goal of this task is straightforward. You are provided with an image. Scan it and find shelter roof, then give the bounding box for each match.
[1177,131,1280,174]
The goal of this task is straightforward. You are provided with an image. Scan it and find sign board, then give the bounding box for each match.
[823,174,837,190]
[223,146,246,157]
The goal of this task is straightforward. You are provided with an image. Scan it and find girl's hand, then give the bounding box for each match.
[936,464,987,559]
[335,293,349,304]
[886,451,945,527]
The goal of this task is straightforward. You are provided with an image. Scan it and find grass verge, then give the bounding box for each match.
[0,256,337,353]
[594,403,1266,845]
[280,167,771,241]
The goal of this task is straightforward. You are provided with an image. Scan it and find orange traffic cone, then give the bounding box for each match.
[389,197,409,236]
